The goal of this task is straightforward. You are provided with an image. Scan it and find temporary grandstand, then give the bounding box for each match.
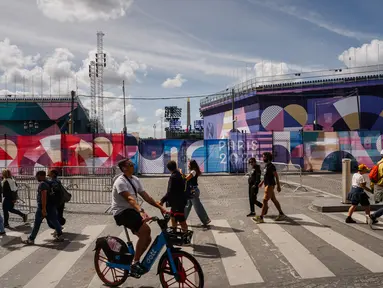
[200,64,383,138]
[0,95,105,136]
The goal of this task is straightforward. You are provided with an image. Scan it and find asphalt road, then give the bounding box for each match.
[2,175,383,287]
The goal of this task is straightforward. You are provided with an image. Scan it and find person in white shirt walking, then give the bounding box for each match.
[345,164,372,224]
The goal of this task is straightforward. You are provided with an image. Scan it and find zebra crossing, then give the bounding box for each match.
[1,212,383,287]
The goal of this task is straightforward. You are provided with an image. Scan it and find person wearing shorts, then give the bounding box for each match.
[253,152,285,223]
[346,164,372,224]
[160,161,188,232]
[111,158,167,275]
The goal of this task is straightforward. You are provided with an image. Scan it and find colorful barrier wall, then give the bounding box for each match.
[0,131,382,174]
[204,95,383,139]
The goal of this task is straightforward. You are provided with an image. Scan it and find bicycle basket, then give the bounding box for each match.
[165,228,194,246]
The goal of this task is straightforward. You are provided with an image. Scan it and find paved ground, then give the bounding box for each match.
[2,175,383,287]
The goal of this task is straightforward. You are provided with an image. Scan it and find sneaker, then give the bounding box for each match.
[368,216,379,228]
[345,217,356,224]
[247,212,256,217]
[53,233,64,242]
[22,238,35,245]
[0,231,6,236]
[253,216,264,223]
[275,214,286,221]
[51,226,65,236]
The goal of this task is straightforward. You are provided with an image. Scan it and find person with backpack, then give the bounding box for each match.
[345,164,372,224]
[1,169,27,228]
[47,169,70,234]
[369,150,383,204]
[368,151,383,226]
[246,157,263,217]
[159,161,189,232]
[22,170,63,245]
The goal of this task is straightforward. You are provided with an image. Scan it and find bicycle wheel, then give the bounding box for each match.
[94,247,129,287]
[158,250,204,288]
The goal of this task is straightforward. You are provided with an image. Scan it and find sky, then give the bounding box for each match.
[0,0,382,137]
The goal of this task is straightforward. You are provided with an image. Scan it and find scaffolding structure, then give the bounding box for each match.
[88,61,97,132]
[96,31,106,128]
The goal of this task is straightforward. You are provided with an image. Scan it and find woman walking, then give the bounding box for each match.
[182,160,211,227]
[0,198,5,235]
[1,169,27,228]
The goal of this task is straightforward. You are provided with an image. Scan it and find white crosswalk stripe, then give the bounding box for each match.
[210,219,264,285]
[258,218,335,279]
[2,213,383,287]
[23,225,106,288]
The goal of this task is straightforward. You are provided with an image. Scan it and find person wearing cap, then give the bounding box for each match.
[345,164,372,224]
[368,150,383,226]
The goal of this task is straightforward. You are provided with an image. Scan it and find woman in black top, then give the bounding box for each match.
[247,158,263,217]
[253,152,285,223]
[1,169,27,228]
[160,161,188,232]
[181,160,211,227]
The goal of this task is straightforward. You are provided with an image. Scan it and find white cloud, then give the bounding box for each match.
[0,38,146,133]
[161,74,187,88]
[0,38,40,72]
[338,39,383,68]
[36,0,134,22]
[155,108,164,117]
[0,38,147,97]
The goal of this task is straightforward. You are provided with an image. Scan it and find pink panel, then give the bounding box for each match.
[266,111,284,131]
[38,124,61,135]
[39,103,78,120]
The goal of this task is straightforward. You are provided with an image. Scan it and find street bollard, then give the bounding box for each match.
[342,158,351,204]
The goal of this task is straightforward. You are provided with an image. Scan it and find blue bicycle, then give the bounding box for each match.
[93,213,204,287]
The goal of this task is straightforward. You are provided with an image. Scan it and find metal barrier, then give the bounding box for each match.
[1,166,117,206]
[245,162,307,193]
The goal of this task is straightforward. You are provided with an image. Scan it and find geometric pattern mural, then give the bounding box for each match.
[1,131,383,173]
[205,95,383,136]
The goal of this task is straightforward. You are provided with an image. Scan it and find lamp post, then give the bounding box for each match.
[24,120,39,135]
[153,124,156,139]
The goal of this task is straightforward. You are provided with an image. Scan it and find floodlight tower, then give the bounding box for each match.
[88,60,97,132]
[96,31,106,128]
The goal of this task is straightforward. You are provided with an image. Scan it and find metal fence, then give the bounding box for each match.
[1,167,116,215]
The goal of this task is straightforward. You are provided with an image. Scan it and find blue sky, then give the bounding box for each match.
[0,0,381,137]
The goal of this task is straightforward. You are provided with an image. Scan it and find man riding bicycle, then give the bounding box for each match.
[111,158,167,275]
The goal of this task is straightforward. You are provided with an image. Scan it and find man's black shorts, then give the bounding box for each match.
[171,206,186,222]
[114,209,143,234]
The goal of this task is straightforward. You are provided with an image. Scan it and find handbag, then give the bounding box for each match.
[60,183,72,203]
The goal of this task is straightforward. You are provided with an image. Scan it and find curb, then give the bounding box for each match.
[310,202,383,213]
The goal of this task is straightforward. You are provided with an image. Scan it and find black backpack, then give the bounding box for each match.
[44,180,63,206]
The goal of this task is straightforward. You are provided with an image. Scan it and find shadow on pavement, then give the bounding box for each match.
[193,242,236,259]
[3,231,91,252]
[193,224,244,233]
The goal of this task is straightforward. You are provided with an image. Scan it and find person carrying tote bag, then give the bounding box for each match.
[1,169,27,228]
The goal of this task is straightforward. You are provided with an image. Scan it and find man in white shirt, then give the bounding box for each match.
[111,158,167,275]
